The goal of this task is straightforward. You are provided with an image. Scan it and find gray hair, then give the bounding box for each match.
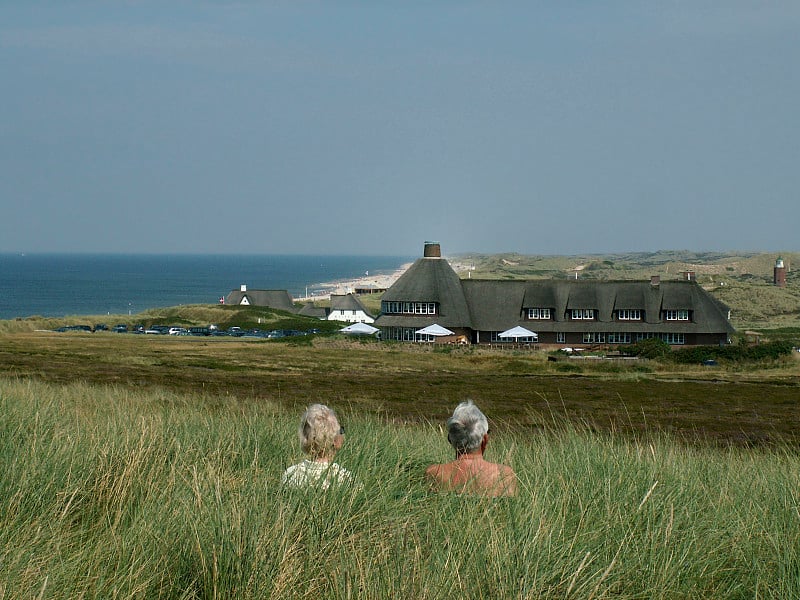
[299,404,341,459]
[446,400,489,453]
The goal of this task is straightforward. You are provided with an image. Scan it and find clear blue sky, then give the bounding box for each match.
[2,2,798,256]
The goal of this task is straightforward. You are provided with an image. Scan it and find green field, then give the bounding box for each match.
[2,331,799,447]
[1,373,798,599]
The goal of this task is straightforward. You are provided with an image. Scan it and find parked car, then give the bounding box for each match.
[53,325,92,333]
[94,323,108,332]
[168,327,188,335]
[112,324,128,333]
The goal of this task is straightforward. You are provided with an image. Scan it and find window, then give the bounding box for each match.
[582,332,605,344]
[571,309,595,320]
[633,332,685,344]
[382,327,418,341]
[617,309,641,321]
[664,310,689,321]
[381,301,437,315]
[556,332,566,343]
[661,333,685,344]
[608,332,632,344]
[527,308,551,320]
[490,331,536,343]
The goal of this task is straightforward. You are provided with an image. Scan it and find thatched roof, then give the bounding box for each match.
[378,256,472,328]
[225,289,297,312]
[330,293,373,317]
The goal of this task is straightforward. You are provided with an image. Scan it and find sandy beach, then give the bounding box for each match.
[295,263,412,301]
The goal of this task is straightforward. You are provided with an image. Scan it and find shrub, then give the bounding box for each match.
[672,340,795,364]
[626,338,671,359]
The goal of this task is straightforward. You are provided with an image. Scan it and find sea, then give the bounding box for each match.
[0,254,412,320]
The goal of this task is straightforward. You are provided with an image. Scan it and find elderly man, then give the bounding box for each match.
[425,400,517,497]
[282,403,357,489]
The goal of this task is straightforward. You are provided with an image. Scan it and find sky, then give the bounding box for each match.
[1,1,798,256]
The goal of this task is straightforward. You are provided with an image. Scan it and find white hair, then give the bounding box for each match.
[298,404,341,459]
[446,400,489,453]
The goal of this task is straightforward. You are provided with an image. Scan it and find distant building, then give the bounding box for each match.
[225,284,297,312]
[327,293,375,324]
[774,257,787,288]
[374,242,735,347]
[353,284,389,295]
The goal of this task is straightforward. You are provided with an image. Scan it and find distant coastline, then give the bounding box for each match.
[296,262,412,301]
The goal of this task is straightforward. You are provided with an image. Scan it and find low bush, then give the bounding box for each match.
[672,340,795,364]
[625,338,671,359]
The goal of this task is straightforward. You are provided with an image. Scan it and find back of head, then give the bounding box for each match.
[299,404,340,459]
[447,400,488,453]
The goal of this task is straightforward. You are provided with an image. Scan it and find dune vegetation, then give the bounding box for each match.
[1,378,799,599]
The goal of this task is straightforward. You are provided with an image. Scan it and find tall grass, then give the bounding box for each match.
[1,379,798,599]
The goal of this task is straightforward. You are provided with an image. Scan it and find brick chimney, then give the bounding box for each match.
[240,284,247,292]
[423,241,441,258]
[683,271,696,281]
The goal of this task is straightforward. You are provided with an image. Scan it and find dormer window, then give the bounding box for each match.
[570,309,595,320]
[526,308,551,320]
[616,309,641,321]
[664,310,689,321]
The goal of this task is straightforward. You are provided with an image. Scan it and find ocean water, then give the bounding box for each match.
[0,254,411,320]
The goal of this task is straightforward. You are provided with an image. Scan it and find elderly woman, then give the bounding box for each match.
[281,403,357,489]
[425,400,517,497]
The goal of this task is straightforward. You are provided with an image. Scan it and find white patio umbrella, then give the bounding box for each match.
[414,324,455,336]
[498,325,538,341]
[339,322,379,335]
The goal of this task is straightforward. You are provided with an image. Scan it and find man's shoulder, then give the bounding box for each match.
[425,462,446,477]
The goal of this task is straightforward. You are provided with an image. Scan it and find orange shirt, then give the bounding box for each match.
[425,453,517,497]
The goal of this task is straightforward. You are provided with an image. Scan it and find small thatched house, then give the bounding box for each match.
[225,285,297,313]
[328,293,375,324]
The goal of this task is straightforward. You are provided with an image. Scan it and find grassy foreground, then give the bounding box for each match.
[1,379,799,599]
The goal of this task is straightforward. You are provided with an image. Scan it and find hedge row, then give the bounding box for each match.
[624,338,795,364]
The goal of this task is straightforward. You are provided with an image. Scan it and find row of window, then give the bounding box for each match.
[489,332,537,343]
[581,332,685,345]
[381,327,434,342]
[383,327,687,345]
[383,302,691,322]
[382,301,437,315]
[524,308,690,322]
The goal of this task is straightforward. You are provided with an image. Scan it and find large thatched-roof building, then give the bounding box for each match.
[374,242,735,347]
